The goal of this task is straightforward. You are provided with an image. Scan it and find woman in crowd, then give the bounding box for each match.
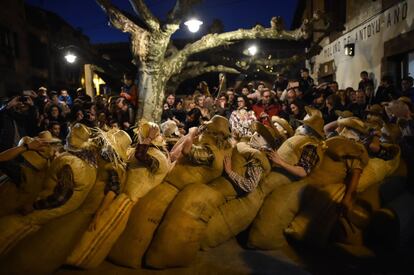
[288,100,306,130]
[229,94,257,139]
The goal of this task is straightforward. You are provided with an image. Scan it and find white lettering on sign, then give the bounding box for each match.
[322,1,409,59]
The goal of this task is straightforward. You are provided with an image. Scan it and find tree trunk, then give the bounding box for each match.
[137,65,167,123]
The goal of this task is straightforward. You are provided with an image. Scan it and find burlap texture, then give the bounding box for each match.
[145,183,225,268]
[108,182,178,268]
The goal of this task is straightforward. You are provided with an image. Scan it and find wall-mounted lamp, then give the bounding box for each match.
[344,43,355,56]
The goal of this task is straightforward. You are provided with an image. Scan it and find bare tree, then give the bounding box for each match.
[96,0,325,122]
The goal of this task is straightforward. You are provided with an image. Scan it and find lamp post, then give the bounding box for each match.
[64,52,77,63]
[184,18,203,33]
[247,45,258,56]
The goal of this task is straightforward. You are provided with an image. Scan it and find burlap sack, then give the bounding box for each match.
[65,194,133,269]
[247,180,308,250]
[0,154,97,256]
[0,161,104,272]
[164,140,229,190]
[358,145,401,192]
[284,183,345,246]
[108,182,179,268]
[0,167,46,217]
[66,149,168,269]
[123,147,170,202]
[201,183,267,250]
[145,183,225,268]
[0,210,91,275]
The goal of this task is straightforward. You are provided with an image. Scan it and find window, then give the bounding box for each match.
[0,26,19,59]
[28,33,48,69]
[325,0,346,31]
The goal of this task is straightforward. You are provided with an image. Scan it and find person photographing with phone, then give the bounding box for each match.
[0,91,40,183]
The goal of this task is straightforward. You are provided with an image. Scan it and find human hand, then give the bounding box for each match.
[123,122,130,129]
[338,197,353,217]
[120,92,131,100]
[223,155,232,174]
[28,139,48,151]
[260,112,268,118]
[188,127,199,138]
[268,149,283,166]
[24,96,34,106]
[6,97,23,109]
[148,125,159,140]
[88,213,101,231]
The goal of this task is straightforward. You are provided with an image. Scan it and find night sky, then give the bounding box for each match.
[25,0,299,44]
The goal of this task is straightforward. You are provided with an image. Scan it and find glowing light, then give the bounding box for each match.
[247,45,258,56]
[184,19,203,33]
[64,53,77,63]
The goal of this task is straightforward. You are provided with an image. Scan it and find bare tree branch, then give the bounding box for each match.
[167,0,202,24]
[128,0,160,31]
[96,0,151,61]
[167,63,240,91]
[96,0,144,34]
[165,12,325,78]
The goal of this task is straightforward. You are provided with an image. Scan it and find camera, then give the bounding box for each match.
[19,96,29,103]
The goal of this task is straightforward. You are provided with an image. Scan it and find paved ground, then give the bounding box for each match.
[56,238,310,275]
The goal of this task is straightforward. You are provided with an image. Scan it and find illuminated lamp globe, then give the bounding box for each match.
[65,53,77,63]
[247,45,258,56]
[184,19,203,33]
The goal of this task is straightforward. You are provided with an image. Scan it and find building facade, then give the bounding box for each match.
[293,0,414,89]
[0,2,114,98]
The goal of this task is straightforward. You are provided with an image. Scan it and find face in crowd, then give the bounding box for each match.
[166,94,175,107]
[261,90,271,104]
[237,96,246,109]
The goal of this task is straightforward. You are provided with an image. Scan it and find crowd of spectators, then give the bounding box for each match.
[162,70,413,145]
[0,73,138,148]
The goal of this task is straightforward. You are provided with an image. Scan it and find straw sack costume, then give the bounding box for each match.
[0,124,97,257]
[0,128,130,274]
[107,123,170,269]
[0,131,61,217]
[136,116,232,269]
[248,109,326,250]
[285,117,399,247]
[66,129,133,269]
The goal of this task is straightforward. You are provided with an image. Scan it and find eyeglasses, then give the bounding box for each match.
[237,100,244,103]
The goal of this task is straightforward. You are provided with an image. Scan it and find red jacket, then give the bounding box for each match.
[120,84,139,108]
[252,103,281,126]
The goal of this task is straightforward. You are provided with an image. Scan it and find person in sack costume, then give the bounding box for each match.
[284,116,401,250]
[65,128,133,269]
[0,131,61,217]
[143,121,284,268]
[0,123,97,256]
[0,128,130,274]
[247,107,326,249]
[127,115,232,269]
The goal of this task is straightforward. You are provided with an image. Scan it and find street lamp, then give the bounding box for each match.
[64,52,77,63]
[247,45,258,56]
[184,18,203,33]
